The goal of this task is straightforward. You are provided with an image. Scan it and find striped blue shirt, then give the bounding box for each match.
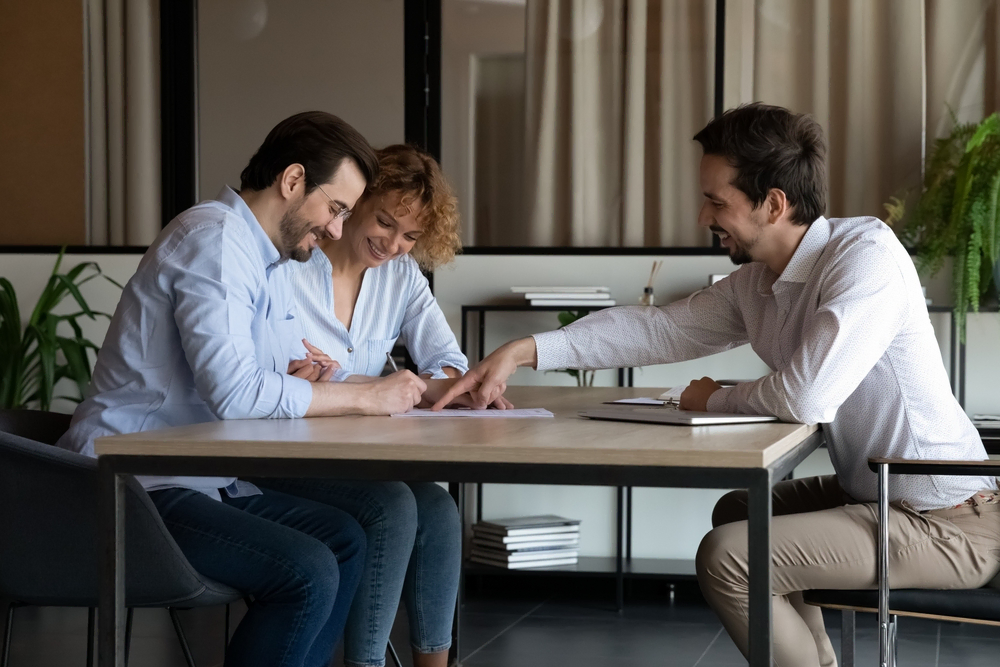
[57,187,312,499]
[286,251,468,379]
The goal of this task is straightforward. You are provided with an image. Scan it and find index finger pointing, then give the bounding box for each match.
[431,373,479,411]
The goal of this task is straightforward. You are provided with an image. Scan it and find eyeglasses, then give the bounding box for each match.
[315,184,352,222]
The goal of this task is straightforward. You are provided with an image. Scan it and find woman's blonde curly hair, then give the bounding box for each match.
[369,144,461,271]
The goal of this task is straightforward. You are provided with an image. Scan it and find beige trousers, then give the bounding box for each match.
[696,475,1000,667]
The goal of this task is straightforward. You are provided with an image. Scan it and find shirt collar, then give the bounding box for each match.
[776,215,831,285]
[214,186,282,271]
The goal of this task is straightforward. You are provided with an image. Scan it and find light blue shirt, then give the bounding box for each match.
[286,251,468,379]
[58,187,313,499]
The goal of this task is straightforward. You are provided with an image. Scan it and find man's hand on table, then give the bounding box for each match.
[680,377,723,412]
[420,377,515,410]
[359,370,427,415]
[431,337,537,410]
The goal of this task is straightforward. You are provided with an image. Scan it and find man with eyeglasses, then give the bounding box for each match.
[58,111,427,667]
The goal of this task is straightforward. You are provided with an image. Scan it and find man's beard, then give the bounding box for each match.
[277,205,315,263]
[729,242,754,265]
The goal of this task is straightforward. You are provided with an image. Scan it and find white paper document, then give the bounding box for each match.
[657,385,689,403]
[391,408,554,418]
[606,397,666,406]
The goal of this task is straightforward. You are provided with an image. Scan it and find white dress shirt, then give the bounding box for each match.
[533,216,996,511]
[286,251,468,379]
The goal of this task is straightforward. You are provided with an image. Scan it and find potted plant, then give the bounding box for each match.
[0,249,121,410]
[886,112,1000,341]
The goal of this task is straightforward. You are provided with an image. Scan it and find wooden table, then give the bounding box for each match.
[95,386,822,667]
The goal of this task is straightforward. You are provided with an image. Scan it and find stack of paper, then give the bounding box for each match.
[511,286,615,307]
[470,515,580,569]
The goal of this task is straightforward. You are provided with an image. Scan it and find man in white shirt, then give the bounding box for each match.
[434,103,1000,667]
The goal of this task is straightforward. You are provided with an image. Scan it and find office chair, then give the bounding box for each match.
[0,411,242,667]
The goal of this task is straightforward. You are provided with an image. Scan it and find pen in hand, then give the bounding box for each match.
[386,351,399,373]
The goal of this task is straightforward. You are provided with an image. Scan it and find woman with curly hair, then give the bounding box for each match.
[261,144,502,667]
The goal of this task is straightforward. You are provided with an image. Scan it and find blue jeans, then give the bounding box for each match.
[260,480,461,667]
[149,487,366,667]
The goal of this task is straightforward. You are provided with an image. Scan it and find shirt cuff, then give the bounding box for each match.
[532,330,571,372]
[706,386,734,413]
[330,368,353,383]
[280,374,313,418]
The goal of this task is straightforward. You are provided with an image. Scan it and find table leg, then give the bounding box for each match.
[98,458,125,667]
[747,469,773,667]
[449,483,465,666]
[615,485,624,613]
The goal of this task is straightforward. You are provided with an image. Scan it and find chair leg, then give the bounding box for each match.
[386,638,403,667]
[1,602,17,667]
[888,614,898,667]
[124,608,134,667]
[840,609,855,667]
[87,607,96,667]
[168,608,197,667]
[224,603,231,660]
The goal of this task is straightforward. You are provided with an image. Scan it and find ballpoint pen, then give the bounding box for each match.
[386,351,399,372]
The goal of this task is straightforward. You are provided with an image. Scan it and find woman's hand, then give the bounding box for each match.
[287,339,340,382]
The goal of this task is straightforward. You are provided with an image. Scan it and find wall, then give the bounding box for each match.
[0,0,86,244]
[197,0,406,198]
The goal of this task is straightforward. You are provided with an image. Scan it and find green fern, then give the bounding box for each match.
[889,113,1000,340]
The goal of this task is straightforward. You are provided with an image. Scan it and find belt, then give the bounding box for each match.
[950,490,1000,509]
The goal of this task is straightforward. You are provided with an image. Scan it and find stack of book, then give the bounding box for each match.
[470,515,581,569]
[511,286,615,307]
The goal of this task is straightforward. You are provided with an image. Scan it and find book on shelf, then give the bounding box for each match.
[473,515,581,537]
[470,515,582,569]
[529,298,616,307]
[510,286,610,294]
[469,555,579,570]
[522,292,613,301]
[470,548,579,564]
[471,536,580,550]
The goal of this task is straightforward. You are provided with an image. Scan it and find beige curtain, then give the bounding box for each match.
[728,0,996,219]
[520,0,713,247]
[86,0,162,246]
[510,0,998,248]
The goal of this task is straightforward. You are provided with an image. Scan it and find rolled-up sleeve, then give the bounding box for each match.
[164,224,313,420]
[399,264,468,378]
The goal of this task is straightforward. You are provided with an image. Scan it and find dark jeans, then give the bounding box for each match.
[149,487,366,667]
[259,480,461,667]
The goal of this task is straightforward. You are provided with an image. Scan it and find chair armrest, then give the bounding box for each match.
[867,458,1000,476]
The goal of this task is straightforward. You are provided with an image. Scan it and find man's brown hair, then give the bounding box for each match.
[693,103,827,226]
[240,111,379,193]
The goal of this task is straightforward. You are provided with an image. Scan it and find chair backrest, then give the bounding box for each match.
[0,428,216,607]
[0,409,73,445]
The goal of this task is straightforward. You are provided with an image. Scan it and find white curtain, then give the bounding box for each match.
[510,0,998,247]
[728,0,993,220]
[86,0,162,246]
[520,0,713,247]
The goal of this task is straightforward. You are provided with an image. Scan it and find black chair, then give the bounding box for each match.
[805,433,1000,667]
[0,410,242,667]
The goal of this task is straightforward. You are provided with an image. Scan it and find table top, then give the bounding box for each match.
[95,386,818,469]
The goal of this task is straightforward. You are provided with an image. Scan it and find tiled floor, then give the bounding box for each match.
[4,583,999,666]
